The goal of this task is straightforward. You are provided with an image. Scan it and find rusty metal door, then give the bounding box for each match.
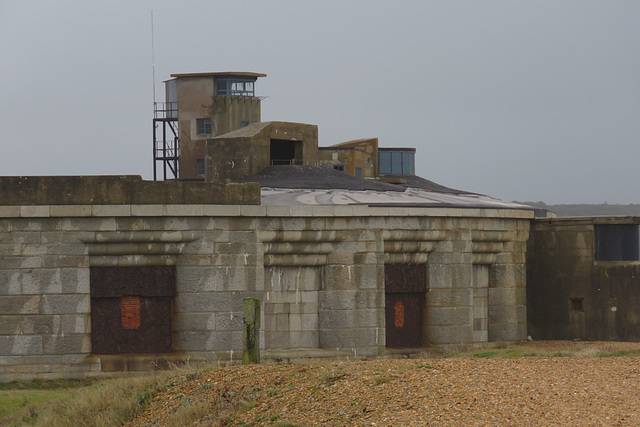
[90,267,176,354]
[385,264,426,348]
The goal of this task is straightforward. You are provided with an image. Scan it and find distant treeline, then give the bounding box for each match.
[515,202,640,217]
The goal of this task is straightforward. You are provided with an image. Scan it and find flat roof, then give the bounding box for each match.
[170,72,267,78]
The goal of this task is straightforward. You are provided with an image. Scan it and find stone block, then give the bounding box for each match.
[42,295,89,315]
[426,307,472,326]
[0,256,42,269]
[164,205,204,216]
[0,296,42,314]
[49,205,92,217]
[488,287,517,306]
[130,205,165,216]
[60,315,90,334]
[301,313,318,331]
[173,312,216,331]
[203,205,241,217]
[474,329,488,343]
[0,316,22,334]
[42,334,90,355]
[265,331,290,348]
[427,288,472,308]
[62,217,117,232]
[7,231,41,245]
[0,270,21,295]
[215,312,243,331]
[488,305,518,324]
[115,218,145,231]
[22,269,62,294]
[320,290,356,311]
[490,263,525,288]
[61,268,90,294]
[355,264,381,290]
[488,323,520,342]
[0,336,43,356]
[0,206,20,218]
[21,315,60,334]
[265,266,322,292]
[289,331,319,348]
[425,324,473,345]
[354,290,384,309]
[265,206,290,217]
[175,292,232,313]
[12,219,62,232]
[20,206,50,217]
[264,314,277,332]
[319,309,379,329]
[319,328,377,348]
[428,264,453,289]
[92,205,131,217]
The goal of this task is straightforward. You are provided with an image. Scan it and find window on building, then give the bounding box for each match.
[570,298,584,311]
[216,79,255,96]
[240,120,250,128]
[379,150,415,175]
[270,139,300,165]
[595,224,640,261]
[333,164,346,172]
[196,118,211,135]
[355,166,363,178]
[196,159,205,177]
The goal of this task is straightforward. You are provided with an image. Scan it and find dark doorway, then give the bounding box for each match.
[270,139,299,165]
[90,267,176,354]
[385,264,427,348]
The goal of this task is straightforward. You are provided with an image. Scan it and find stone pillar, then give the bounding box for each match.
[242,298,261,364]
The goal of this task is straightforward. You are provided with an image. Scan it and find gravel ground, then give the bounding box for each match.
[127,342,640,426]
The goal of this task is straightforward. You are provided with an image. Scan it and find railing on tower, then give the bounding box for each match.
[153,102,179,180]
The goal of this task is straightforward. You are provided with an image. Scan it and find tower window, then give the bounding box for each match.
[216,79,255,96]
[196,118,211,135]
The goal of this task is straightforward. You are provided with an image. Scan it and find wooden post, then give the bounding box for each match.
[242,298,260,364]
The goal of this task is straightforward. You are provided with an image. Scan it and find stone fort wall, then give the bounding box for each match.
[0,203,530,382]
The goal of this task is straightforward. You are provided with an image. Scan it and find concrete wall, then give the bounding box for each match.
[0,204,530,381]
[527,217,640,341]
[205,122,319,183]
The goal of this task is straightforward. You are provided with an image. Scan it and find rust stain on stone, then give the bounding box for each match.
[121,296,141,329]
[394,300,405,328]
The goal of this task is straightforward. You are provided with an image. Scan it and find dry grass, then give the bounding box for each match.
[5,341,640,426]
[1,369,195,427]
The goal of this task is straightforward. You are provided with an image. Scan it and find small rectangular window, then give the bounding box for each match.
[196,159,205,177]
[240,120,250,128]
[196,118,211,135]
[570,298,584,311]
[355,166,363,178]
[333,164,345,172]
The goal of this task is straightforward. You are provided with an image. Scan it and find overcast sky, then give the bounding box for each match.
[1,1,639,204]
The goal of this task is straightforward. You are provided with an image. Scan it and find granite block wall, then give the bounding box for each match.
[0,204,531,381]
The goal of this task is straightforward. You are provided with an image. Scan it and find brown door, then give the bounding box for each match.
[90,267,176,354]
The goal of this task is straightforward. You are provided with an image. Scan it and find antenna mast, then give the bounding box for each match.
[151,10,156,105]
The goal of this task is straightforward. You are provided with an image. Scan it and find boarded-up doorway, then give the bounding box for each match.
[90,267,176,354]
[385,264,427,348]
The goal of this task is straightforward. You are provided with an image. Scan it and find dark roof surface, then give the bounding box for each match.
[387,175,478,195]
[235,166,404,192]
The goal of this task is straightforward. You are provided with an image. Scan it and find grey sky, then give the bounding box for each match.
[1,1,639,204]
